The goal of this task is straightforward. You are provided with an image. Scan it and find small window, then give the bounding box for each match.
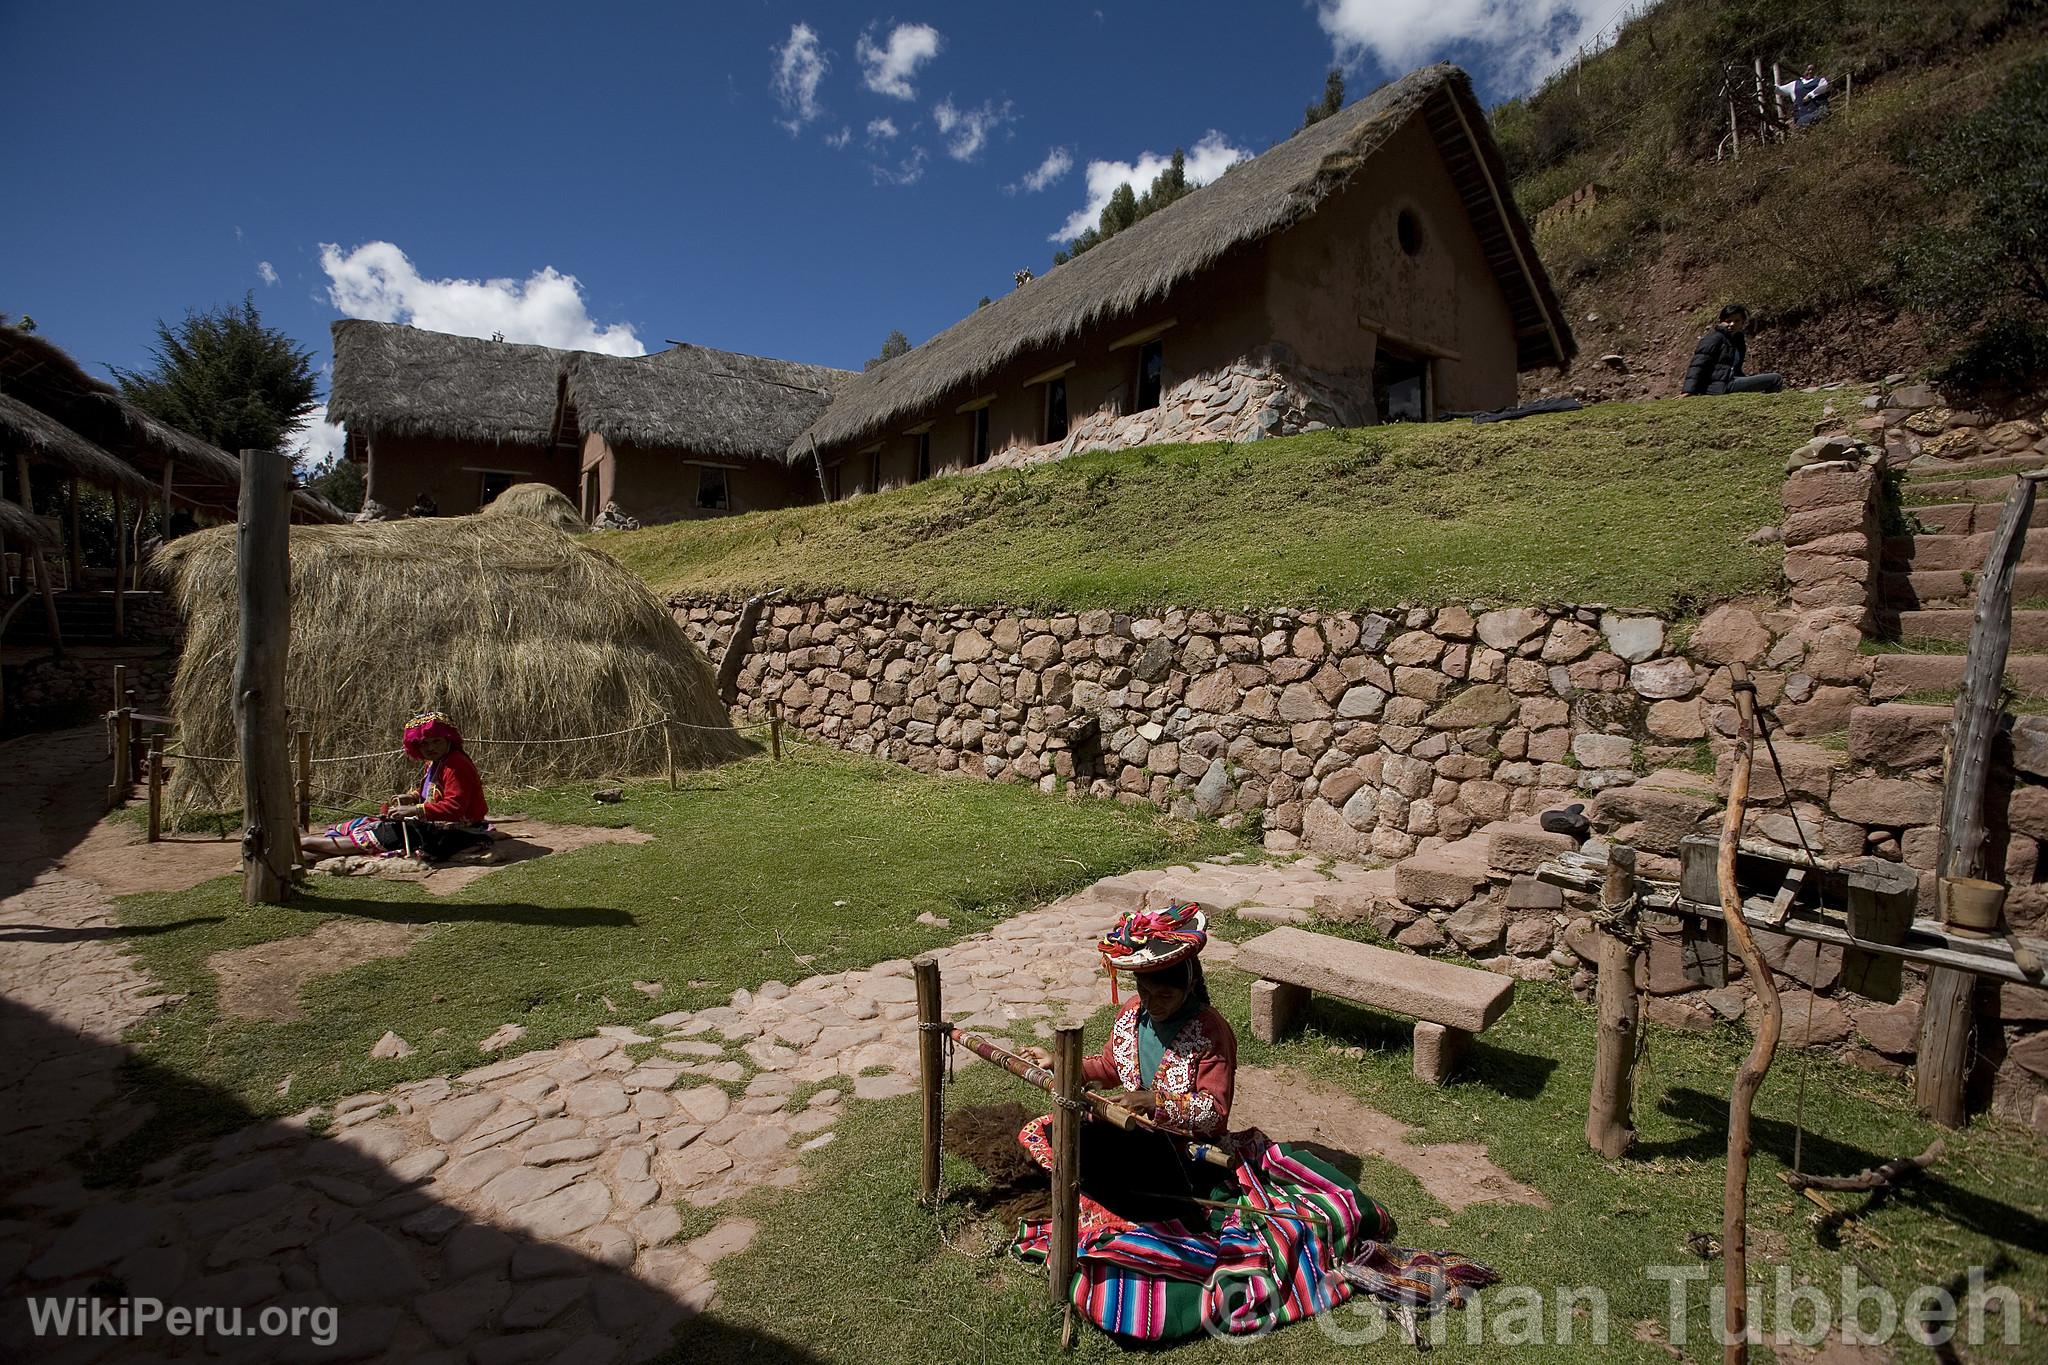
[1372,350,1430,423]
[971,408,991,465]
[1135,339,1164,412]
[1396,208,1424,258]
[869,450,882,492]
[915,432,932,482]
[581,468,599,522]
[694,466,730,512]
[825,463,843,501]
[1044,377,1069,443]
[478,470,517,506]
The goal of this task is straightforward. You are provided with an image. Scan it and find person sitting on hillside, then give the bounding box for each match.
[407,491,439,518]
[1006,903,1496,1342]
[1681,305,1785,396]
[1775,63,1832,128]
[300,711,490,863]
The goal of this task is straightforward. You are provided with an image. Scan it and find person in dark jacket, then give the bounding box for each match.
[1682,305,1784,396]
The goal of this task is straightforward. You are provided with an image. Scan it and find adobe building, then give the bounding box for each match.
[797,64,1573,489]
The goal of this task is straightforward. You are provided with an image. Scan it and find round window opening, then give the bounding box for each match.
[1396,208,1424,257]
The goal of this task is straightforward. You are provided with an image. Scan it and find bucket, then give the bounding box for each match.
[1939,876,2007,938]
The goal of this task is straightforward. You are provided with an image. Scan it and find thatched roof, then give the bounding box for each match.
[0,392,157,496]
[0,496,59,550]
[328,319,566,446]
[159,494,749,811]
[480,481,586,535]
[795,64,1573,456]
[567,345,852,461]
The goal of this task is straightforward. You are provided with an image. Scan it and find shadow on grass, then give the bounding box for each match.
[1641,1086,2048,1251]
[1301,997,1559,1100]
[301,895,637,929]
[0,916,228,943]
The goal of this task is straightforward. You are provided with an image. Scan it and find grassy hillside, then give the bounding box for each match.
[606,393,1824,614]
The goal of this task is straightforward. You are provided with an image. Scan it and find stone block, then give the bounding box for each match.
[1249,979,1309,1043]
[1486,822,1578,874]
[1425,684,1514,729]
[1395,850,1488,907]
[1830,777,1942,828]
[1411,1022,1470,1085]
[1847,705,1950,768]
[1599,614,1664,663]
[1235,927,1515,1033]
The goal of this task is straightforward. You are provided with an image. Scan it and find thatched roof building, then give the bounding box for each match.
[328,320,567,448]
[158,484,748,812]
[565,345,848,462]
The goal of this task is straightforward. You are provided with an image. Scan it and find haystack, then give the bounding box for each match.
[480,481,586,535]
[159,494,747,816]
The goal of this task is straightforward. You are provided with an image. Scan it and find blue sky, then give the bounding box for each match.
[0,1,1624,461]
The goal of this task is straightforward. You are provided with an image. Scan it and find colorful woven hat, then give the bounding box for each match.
[1098,902,1209,973]
[402,711,463,761]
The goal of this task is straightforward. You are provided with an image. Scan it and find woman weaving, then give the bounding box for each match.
[1009,902,1494,1342]
[299,711,491,863]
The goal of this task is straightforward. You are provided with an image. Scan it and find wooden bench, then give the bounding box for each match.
[1235,927,1516,1085]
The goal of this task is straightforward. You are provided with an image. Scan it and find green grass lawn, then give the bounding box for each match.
[669,933,2048,1364]
[103,749,1242,1179]
[604,395,1824,614]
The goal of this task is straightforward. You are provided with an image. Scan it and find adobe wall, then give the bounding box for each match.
[584,433,812,524]
[364,433,573,515]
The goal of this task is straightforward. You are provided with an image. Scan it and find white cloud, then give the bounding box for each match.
[1051,131,1249,242]
[287,403,348,474]
[857,23,941,99]
[933,96,1012,162]
[866,116,899,142]
[771,23,829,132]
[1009,146,1072,195]
[824,125,853,149]
[318,241,645,356]
[871,147,929,187]
[257,260,279,286]
[1315,0,1613,92]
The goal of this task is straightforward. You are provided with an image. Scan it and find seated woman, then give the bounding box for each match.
[1010,903,1492,1342]
[300,711,490,863]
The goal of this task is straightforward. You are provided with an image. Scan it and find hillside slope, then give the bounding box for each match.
[1497,0,2048,401]
[606,394,1824,614]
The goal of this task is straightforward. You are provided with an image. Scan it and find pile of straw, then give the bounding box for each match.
[159,490,748,815]
[480,481,586,535]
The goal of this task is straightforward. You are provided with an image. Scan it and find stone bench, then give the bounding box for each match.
[1235,926,1516,1085]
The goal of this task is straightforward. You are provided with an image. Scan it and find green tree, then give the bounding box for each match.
[112,295,316,454]
[303,451,365,514]
[863,329,912,372]
[1302,67,1345,130]
[1056,151,1197,264]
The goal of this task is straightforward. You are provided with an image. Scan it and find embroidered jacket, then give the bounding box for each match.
[385,752,487,824]
[1081,1001,1237,1139]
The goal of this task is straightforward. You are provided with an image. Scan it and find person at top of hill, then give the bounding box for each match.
[300,711,491,863]
[1681,304,1785,396]
[1776,63,1832,128]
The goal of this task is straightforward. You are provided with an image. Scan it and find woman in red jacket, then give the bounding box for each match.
[300,711,490,862]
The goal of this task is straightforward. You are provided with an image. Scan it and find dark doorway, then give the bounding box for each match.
[1372,350,1430,423]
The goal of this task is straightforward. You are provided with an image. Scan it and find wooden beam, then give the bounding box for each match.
[1586,844,1642,1160]
[235,447,297,905]
[112,486,126,642]
[915,958,943,1206]
[1107,319,1175,351]
[1049,1024,1084,1313]
[65,477,81,588]
[1358,317,1465,362]
[953,394,997,414]
[1023,362,1075,386]
[1440,93,1567,367]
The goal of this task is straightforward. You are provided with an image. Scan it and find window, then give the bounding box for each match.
[1396,207,1424,257]
[971,407,991,465]
[478,470,517,506]
[1044,376,1069,443]
[581,468,599,522]
[694,465,730,512]
[869,450,882,493]
[1135,339,1164,412]
[915,432,932,482]
[1372,349,1430,423]
[825,462,843,501]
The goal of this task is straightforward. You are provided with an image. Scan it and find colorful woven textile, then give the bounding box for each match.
[1097,901,1208,972]
[402,711,462,761]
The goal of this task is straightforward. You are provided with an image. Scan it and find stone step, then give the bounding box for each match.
[1885,532,2048,573]
[1882,566,2048,609]
[1392,835,1493,909]
[1869,651,2048,702]
[1901,474,2018,504]
[1890,609,2048,649]
[1903,501,2048,536]
[1846,704,1953,767]
[1905,452,2048,480]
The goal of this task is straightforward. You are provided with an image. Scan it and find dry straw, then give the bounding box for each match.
[159,483,748,814]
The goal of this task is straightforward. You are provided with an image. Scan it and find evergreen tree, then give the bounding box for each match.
[303,451,365,513]
[863,328,911,371]
[1302,67,1345,130]
[112,295,316,454]
[1058,153,1198,264]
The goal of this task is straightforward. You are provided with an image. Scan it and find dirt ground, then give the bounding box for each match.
[207,917,425,1022]
[309,819,653,894]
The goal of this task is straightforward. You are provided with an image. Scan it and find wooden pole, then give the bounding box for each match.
[914,957,943,1206]
[147,733,164,843]
[770,700,783,761]
[1718,662,1776,1364]
[295,728,312,831]
[1585,842,1642,1160]
[108,665,130,810]
[31,545,62,661]
[234,448,297,905]
[111,485,126,642]
[1049,1024,1084,1313]
[65,477,81,588]
[663,718,677,792]
[1921,471,2042,1125]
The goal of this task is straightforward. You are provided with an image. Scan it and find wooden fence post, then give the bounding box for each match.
[1049,1024,1084,1314]
[1586,843,1642,1160]
[663,718,677,792]
[295,729,312,831]
[108,665,130,810]
[770,700,783,761]
[914,958,943,1206]
[147,734,164,842]
[234,448,296,905]
[112,485,126,642]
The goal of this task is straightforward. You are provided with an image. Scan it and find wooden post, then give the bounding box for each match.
[1922,472,2042,1125]
[914,957,943,1205]
[1049,1024,1084,1313]
[1719,662,1777,1364]
[108,665,130,810]
[65,477,81,589]
[147,734,164,842]
[234,448,297,905]
[295,729,312,831]
[770,700,783,761]
[31,545,62,661]
[1586,843,1642,1160]
[111,485,127,641]
[663,718,677,791]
